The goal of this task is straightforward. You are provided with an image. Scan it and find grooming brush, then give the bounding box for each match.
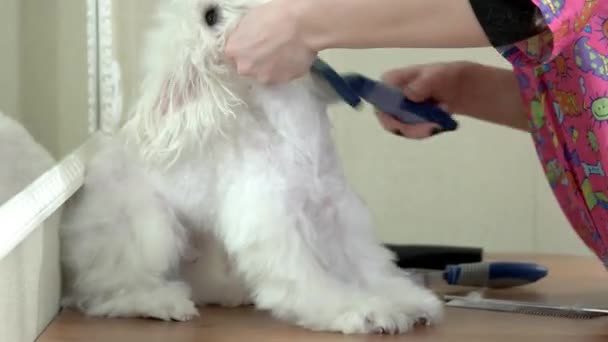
[310,58,458,131]
[444,295,608,319]
[410,261,548,288]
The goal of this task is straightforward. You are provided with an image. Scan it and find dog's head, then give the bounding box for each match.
[130,0,264,164]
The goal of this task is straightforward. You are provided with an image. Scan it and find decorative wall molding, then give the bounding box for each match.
[87,0,123,134]
[86,0,99,133]
[0,154,85,260]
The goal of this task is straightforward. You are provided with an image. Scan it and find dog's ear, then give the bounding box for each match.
[128,62,204,163]
[150,63,201,117]
[128,60,242,165]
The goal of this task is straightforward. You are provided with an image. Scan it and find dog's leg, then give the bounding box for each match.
[60,145,198,321]
[216,168,441,334]
[61,200,198,321]
[181,231,252,307]
[329,182,444,326]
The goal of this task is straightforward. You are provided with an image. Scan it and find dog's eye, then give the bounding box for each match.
[203,6,220,27]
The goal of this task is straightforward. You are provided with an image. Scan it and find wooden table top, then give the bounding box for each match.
[38,254,608,342]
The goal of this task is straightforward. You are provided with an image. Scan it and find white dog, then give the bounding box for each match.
[60,0,443,334]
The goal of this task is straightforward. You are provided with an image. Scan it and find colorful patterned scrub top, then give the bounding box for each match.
[499,0,608,265]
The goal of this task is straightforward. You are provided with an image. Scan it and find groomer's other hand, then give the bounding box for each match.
[225,0,316,85]
[376,62,470,139]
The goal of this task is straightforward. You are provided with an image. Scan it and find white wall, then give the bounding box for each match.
[0,1,89,159]
[111,0,158,121]
[0,0,21,120]
[18,0,61,156]
[18,0,89,158]
[56,0,90,156]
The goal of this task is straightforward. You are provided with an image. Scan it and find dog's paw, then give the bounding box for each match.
[142,282,200,322]
[144,295,199,322]
[325,293,443,335]
[81,281,200,322]
[383,279,445,327]
[400,290,444,327]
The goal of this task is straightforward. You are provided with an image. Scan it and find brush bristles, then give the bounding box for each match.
[513,307,607,319]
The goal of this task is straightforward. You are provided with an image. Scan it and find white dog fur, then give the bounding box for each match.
[59,0,443,334]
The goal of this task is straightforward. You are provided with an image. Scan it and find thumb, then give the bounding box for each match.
[382,67,430,103]
[400,76,434,103]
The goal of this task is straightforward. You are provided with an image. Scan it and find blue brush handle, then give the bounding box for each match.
[342,74,459,131]
[310,58,458,131]
[443,262,548,288]
[310,59,362,108]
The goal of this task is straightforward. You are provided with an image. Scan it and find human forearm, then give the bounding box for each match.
[293,0,490,50]
[457,63,528,131]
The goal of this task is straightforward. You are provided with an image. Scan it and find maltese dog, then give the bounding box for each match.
[59,0,443,334]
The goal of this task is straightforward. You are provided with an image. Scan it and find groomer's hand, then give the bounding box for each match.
[225,0,317,84]
[377,62,471,139]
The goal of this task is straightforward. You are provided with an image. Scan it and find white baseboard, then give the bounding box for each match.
[0,135,103,260]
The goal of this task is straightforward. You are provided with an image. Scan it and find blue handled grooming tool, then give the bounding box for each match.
[310,58,362,108]
[310,58,459,131]
[409,261,549,289]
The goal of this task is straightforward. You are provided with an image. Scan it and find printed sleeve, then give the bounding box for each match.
[516,0,594,64]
